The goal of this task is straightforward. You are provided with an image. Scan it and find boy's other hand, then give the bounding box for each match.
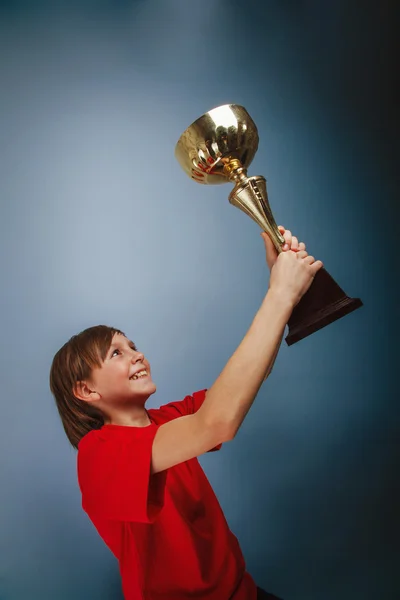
[262,226,307,271]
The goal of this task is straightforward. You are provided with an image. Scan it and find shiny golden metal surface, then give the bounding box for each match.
[175,104,259,184]
[175,104,285,250]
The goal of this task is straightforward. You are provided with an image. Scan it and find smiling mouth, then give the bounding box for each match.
[129,369,148,381]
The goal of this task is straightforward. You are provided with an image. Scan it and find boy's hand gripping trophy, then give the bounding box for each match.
[175,104,362,345]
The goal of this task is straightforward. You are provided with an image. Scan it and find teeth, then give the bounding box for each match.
[131,369,147,380]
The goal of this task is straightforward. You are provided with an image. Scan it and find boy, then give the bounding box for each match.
[50,227,322,600]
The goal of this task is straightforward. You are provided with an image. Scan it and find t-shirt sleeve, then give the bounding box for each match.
[157,389,208,417]
[77,425,167,523]
[155,389,222,452]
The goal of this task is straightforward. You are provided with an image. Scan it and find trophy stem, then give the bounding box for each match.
[223,159,285,251]
[223,158,249,185]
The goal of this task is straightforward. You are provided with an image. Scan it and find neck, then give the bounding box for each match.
[103,404,152,427]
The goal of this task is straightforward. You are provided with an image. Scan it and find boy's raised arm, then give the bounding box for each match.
[151,240,322,473]
[197,239,323,439]
[151,290,291,474]
[197,287,294,439]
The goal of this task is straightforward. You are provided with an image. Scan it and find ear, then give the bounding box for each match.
[73,381,101,403]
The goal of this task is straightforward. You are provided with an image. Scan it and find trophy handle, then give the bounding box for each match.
[285,267,363,345]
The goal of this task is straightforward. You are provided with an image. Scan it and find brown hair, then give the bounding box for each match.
[49,324,125,450]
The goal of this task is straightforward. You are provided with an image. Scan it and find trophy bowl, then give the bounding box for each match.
[175,104,259,185]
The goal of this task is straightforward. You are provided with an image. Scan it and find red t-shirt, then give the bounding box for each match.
[77,390,257,600]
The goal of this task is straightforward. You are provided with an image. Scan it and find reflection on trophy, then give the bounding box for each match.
[175,104,362,345]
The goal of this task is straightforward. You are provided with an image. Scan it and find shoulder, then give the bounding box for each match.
[77,424,159,489]
[78,424,157,454]
[77,429,108,476]
[78,428,101,451]
[78,428,107,453]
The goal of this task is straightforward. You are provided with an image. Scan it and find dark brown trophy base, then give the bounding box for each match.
[285,268,363,346]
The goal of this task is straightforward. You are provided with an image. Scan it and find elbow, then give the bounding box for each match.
[198,410,235,445]
[222,423,237,442]
[210,419,236,444]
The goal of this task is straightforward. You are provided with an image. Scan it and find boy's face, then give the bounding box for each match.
[86,333,156,406]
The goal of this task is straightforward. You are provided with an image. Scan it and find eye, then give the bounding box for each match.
[111,345,137,358]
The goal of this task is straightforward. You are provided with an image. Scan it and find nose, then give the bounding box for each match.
[132,351,144,363]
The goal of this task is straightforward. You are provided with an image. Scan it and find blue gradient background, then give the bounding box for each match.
[0,1,397,599]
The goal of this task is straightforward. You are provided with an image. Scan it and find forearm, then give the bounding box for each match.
[263,333,283,380]
[199,289,293,438]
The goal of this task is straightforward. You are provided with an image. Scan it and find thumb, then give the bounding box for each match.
[261,231,278,270]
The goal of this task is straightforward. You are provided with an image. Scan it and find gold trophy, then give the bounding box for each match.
[175,104,362,345]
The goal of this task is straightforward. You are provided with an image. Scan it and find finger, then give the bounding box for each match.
[261,231,278,269]
[261,231,274,249]
[277,226,290,251]
[282,229,292,251]
[296,250,309,259]
[298,241,306,251]
[291,236,299,251]
[310,260,324,274]
[303,255,315,265]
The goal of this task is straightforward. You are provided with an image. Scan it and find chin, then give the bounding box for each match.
[141,380,156,395]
